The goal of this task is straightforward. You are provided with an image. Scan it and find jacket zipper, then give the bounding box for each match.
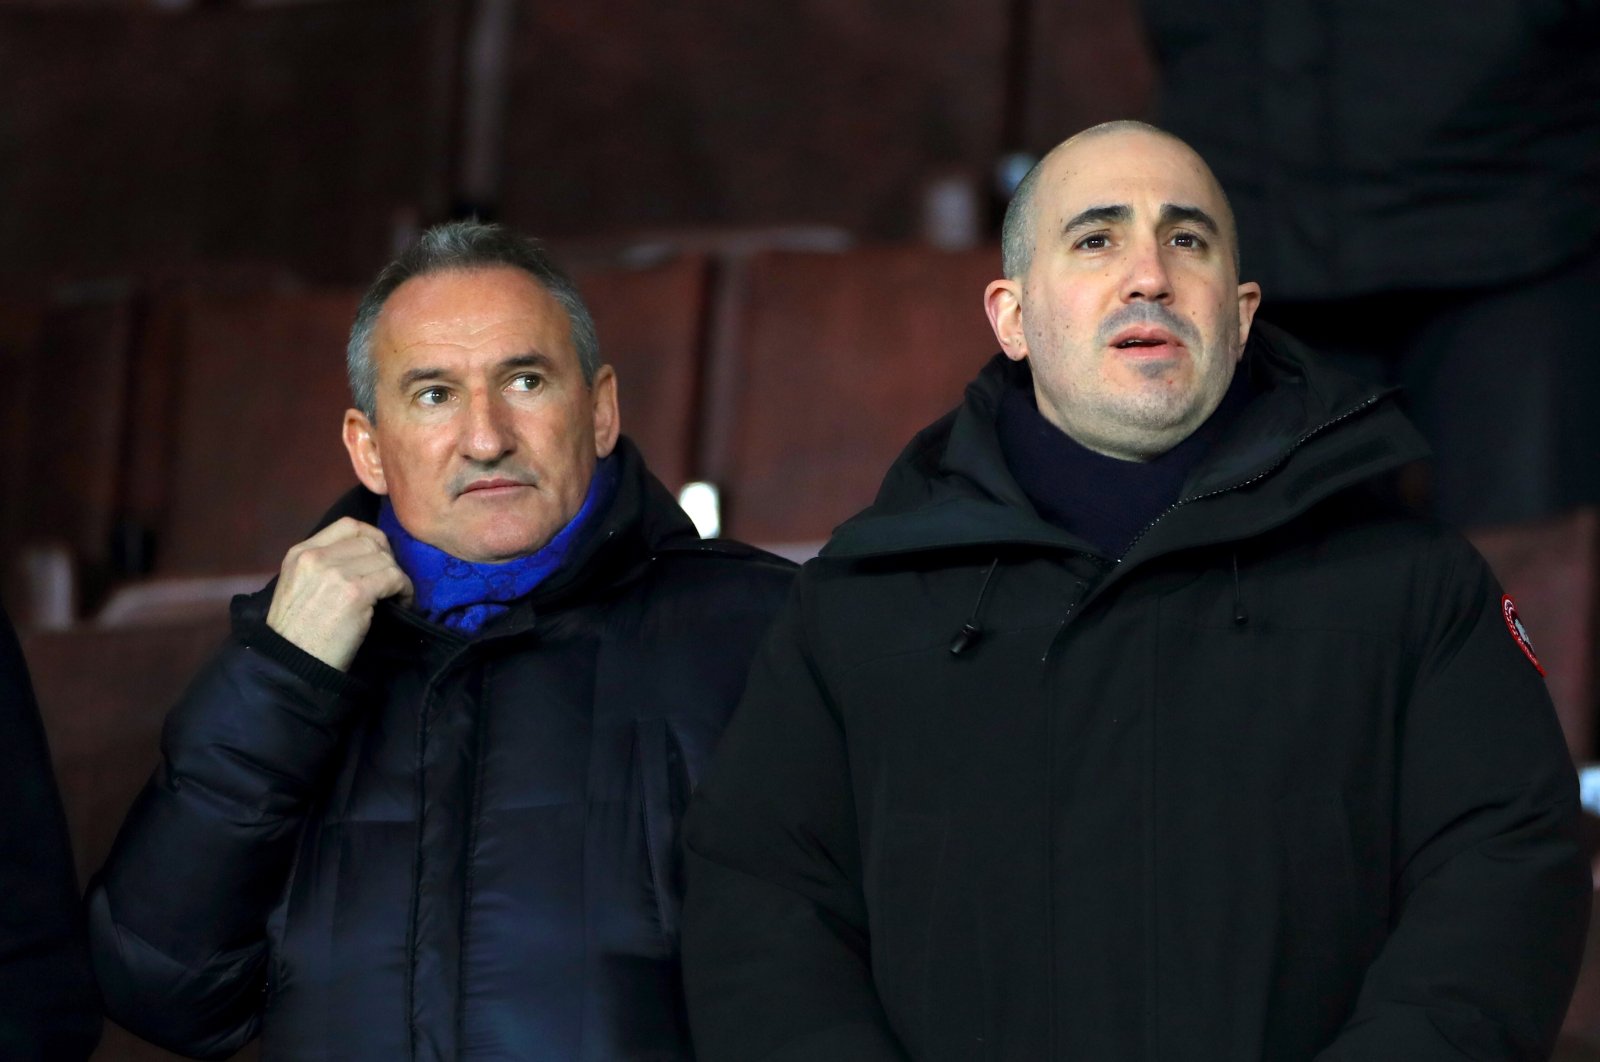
[1038,394,1386,664]
[1114,394,1385,566]
[406,641,477,1062]
[1051,393,1385,1057]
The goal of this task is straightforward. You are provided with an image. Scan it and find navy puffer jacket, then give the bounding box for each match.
[88,439,794,1060]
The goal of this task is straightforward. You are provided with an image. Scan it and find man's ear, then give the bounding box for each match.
[1235,280,1262,356]
[343,408,389,495]
[984,279,1029,362]
[590,365,620,459]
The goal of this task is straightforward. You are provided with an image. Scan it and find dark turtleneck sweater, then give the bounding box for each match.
[997,366,1255,558]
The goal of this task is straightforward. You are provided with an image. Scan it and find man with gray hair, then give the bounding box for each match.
[681,122,1587,1060]
[88,221,793,1060]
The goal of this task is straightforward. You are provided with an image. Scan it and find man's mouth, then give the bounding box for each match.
[459,477,530,495]
[1110,328,1183,350]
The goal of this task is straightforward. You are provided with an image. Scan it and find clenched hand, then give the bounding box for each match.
[265,518,415,671]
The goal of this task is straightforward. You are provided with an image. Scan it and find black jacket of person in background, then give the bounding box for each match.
[682,326,1589,1061]
[1144,0,1600,300]
[0,599,100,1060]
[87,439,794,1061]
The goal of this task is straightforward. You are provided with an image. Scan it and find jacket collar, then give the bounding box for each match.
[287,436,709,644]
[822,321,1429,562]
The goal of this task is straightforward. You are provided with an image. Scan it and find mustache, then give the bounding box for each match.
[449,460,539,497]
[1095,303,1201,348]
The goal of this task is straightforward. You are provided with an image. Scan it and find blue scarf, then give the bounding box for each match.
[378,456,619,634]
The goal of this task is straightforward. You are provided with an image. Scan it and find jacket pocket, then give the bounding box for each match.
[1270,792,1376,1047]
[1276,792,1367,936]
[867,813,952,1056]
[636,718,689,943]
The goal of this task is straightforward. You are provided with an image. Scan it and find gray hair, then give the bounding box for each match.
[346,220,600,419]
[1000,120,1241,280]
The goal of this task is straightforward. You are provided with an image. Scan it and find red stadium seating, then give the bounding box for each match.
[573,252,714,490]
[1,290,141,618]
[25,616,256,1061]
[699,245,1002,544]
[122,289,362,579]
[0,296,46,577]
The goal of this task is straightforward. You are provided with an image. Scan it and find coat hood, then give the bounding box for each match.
[823,321,1429,563]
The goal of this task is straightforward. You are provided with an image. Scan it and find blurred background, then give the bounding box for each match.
[3,0,1598,1057]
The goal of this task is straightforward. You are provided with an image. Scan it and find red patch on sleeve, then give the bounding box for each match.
[1502,594,1546,677]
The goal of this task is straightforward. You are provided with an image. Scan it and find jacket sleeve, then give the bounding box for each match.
[1316,544,1590,1061]
[681,578,910,1062]
[0,602,100,1062]
[85,608,364,1059]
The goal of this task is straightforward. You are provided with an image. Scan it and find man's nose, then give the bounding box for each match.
[1122,237,1173,303]
[461,390,515,461]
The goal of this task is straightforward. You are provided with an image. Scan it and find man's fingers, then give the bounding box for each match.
[395,572,416,610]
[265,519,412,672]
[337,552,408,590]
[322,541,399,573]
[331,550,412,601]
[337,561,414,613]
[347,520,398,554]
[296,516,373,548]
[284,530,395,579]
[365,566,415,609]
[285,518,394,562]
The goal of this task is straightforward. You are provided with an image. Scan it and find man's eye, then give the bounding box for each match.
[1075,233,1110,250]
[509,373,543,392]
[417,386,450,406]
[1171,231,1207,250]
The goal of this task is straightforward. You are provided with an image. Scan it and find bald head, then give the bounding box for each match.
[1001,121,1240,280]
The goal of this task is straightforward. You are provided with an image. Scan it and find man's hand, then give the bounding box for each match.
[265,518,414,672]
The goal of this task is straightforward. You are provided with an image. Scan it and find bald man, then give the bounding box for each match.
[680,123,1588,1061]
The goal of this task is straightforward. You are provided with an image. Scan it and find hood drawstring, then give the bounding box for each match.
[1231,551,1249,626]
[950,557,1000,655]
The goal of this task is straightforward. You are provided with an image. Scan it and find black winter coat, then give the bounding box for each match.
[682,328,1589,1061]
[88,440,794,1061]
[0,599,100,1060]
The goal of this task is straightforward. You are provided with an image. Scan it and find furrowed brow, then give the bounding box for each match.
[397,365,454,391]
[499,352,557,373]
[1062,204,1131,234]
[1160,204,1220,235]
[396,352,556,392]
